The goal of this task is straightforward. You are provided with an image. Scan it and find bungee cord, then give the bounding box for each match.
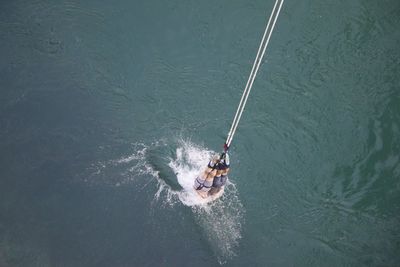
[224,0,284,150]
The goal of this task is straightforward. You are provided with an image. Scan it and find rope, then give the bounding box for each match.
[224,0,284,149]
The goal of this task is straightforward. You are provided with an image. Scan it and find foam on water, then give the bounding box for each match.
[166,139,245,263]
[168,140,216,206]
[86,139,244,263]
[84,143,160,187]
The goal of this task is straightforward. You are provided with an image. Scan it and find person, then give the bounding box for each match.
[193,155,220,198]
[208,152,230,196]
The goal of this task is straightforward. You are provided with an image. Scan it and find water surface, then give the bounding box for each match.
[0,0,399,266]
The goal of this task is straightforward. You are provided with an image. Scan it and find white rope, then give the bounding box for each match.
[225,0,284,148]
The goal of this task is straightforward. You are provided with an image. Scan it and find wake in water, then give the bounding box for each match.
[86,139,244,264]
[165,140,245,263]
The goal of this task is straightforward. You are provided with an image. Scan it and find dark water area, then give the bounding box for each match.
[1,0,400,266]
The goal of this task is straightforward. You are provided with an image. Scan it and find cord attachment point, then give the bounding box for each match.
[223,143,229,152]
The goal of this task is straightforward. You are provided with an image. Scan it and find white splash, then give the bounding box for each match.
[86,139,244,264]
[85,143,160,187]
[168,141,217,206]
[167,139,245,263]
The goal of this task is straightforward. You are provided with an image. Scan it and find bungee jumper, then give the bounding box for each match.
[193,0,284,200]
[194,151,230,198]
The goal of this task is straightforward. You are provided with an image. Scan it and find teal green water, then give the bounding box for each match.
[1,0,400,266]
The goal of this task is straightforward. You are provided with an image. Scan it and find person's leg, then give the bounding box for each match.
[208,186,221,196]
